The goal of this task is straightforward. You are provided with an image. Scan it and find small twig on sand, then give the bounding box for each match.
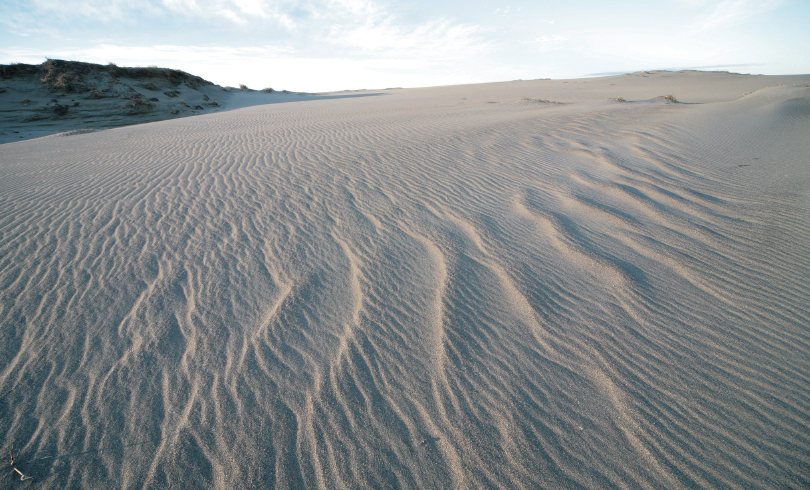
[13,466,34,481]
[6,443,34,481]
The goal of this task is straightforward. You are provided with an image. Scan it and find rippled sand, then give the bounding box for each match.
[1,71,809,488]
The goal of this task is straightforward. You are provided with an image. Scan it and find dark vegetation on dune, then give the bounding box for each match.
[0,59,214,92]
[0,60,223,140]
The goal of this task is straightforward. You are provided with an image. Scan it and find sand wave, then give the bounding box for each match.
[1,72,809,488]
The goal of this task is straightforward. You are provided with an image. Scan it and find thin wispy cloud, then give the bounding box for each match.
[11,0,301,26]
[530,35,567,51]
[7,0,485,58]
[331,19,489,61]
[688,0,784,31]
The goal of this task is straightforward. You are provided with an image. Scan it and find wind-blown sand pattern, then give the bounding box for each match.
[1,70,809,488]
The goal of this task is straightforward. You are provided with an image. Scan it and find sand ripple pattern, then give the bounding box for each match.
[1,83,809,488]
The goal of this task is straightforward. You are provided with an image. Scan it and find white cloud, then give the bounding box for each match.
[531,35,567,50]
[232,0,269,17]
[162,0,197,9]
[675,0,710,6]
[218,8,247,23]
[19,0,301,27]
[13,0,483,45]
[27,0,139,21]
[688,0,783,31]
[328,0,377,16]
[330,18,489,61]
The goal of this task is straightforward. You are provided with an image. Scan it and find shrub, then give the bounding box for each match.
[128,97,153,111]
[53,104,69,116]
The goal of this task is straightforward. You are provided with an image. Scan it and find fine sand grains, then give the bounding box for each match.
[1,71,809,488]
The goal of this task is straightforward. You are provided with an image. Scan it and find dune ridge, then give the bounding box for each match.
[1,70,809,488]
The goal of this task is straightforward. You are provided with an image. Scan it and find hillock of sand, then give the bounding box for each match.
[0,59,311,143]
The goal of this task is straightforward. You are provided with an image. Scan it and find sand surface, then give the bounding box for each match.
[1,70,809,488]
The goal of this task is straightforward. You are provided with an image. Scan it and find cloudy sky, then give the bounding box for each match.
[1,0,808,92]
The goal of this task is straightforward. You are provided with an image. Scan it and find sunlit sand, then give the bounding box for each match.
[1,70,809,488]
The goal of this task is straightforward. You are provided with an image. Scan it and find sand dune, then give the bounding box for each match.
[1,70,809,488]
[0,60,319,144]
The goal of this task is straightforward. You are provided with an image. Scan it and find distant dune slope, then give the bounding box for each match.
[0,71,809,489]
[0,59,314,144]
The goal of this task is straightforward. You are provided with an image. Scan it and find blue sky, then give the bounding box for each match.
[1,0,808,92]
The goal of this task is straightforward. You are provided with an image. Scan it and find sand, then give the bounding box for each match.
[1,70,809,488]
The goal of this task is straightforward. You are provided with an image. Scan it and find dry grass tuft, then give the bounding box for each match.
[58,128,97,137]
[522,97,564,104]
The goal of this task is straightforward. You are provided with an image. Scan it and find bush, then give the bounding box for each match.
[128,97,153,111]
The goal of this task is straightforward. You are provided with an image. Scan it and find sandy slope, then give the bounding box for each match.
[1,70,809,489]
[0,60,318,144]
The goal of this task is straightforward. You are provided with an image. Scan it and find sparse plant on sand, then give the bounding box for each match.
[803,82,810,87]
[614,96,626,102]
[239,84,248,90]
[522,97,563,104]
[58,128,97,137]
[262,87,274,93]
[662,94,678,102]
[53,103,70,116]
[127,97,153,112]
[5,443,34,481]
